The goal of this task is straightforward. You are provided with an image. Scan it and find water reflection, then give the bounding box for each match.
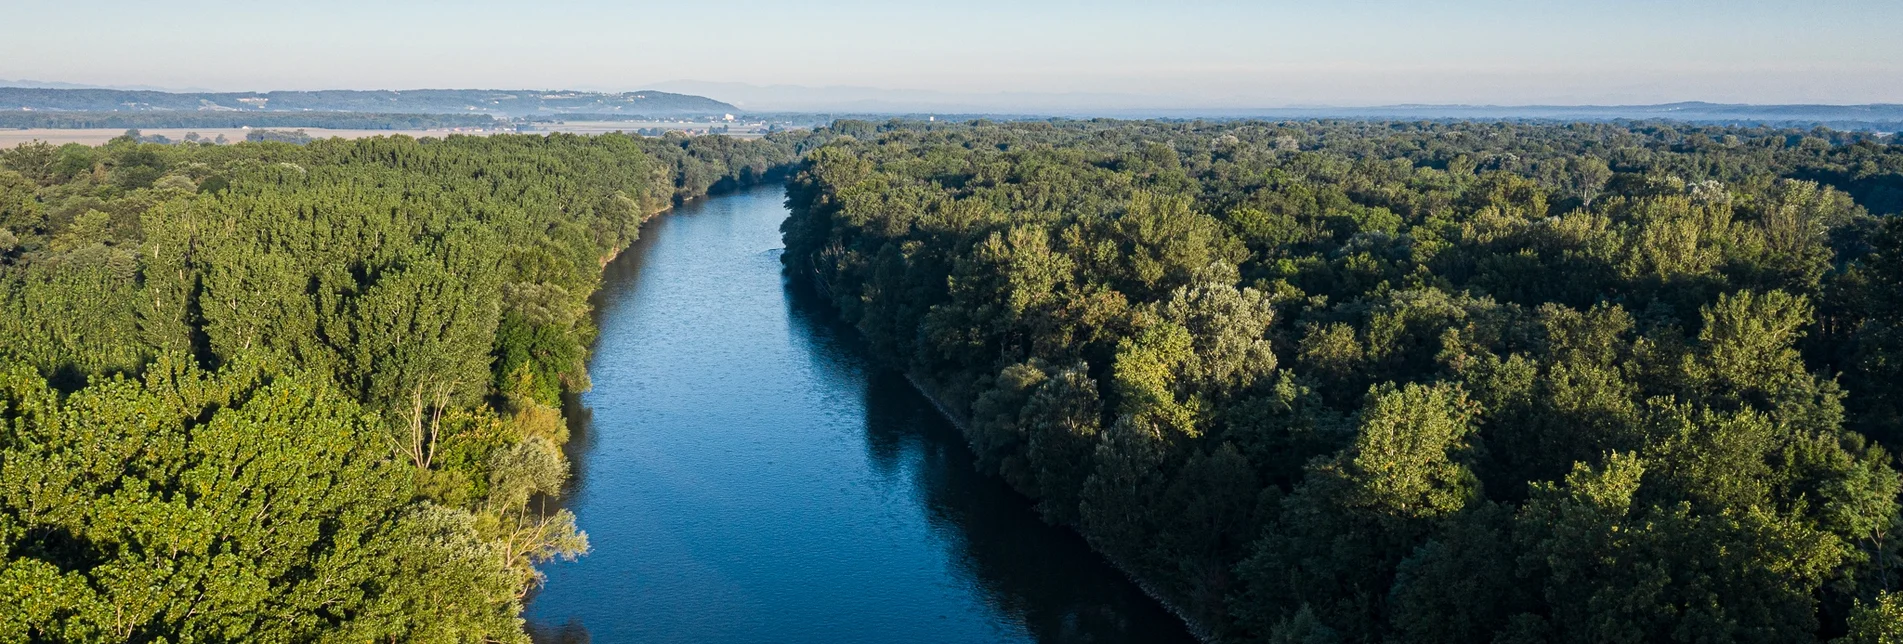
[552,213,664,503]
[526,186,1190,643]
[526,619,591,644]
[785,282,1194,644]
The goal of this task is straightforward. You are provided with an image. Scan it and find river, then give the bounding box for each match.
[523,185,1194,644]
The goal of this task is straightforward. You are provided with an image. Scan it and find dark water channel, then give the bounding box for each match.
[524,185,1194,644]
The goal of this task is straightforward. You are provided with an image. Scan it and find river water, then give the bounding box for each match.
[523,185,1193,644]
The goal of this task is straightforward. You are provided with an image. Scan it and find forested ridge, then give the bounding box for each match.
[781,119,1903,642]
[0,111,506,131]
[0,88,737,117]
[0,129,815,642]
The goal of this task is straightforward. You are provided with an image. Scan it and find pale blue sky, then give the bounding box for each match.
[4,0,1899,106]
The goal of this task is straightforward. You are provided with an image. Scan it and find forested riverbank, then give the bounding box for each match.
[0,129,819,641]
[8,116,1903,642]
[782,119,1903,642]
[524,185,1198,643]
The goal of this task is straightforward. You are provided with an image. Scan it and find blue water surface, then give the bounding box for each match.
[525,186,1193,644]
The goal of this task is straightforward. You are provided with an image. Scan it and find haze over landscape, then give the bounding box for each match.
[6,0,1902,111]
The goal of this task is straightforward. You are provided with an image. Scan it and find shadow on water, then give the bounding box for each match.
[525,619,591,644]
[782,277,1196,644]
[526,215,662,616]
[554,215,671,502]
[529,186,1192,643]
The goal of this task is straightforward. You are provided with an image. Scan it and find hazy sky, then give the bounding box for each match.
[5,0,1900,106]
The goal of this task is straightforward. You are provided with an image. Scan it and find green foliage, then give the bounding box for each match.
[781,119,1903,642]
[1829,217,1903,443]
[0,170,41,234]
[0,360,525,642]
[0,130,808,641]
[1840,592,1903,644]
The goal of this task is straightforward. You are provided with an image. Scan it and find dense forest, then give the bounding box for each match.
[0,128,818,642]
[8,116,1903,642]
[781,119,1903,642]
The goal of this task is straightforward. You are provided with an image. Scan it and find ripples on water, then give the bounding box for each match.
[525,186,1194,644]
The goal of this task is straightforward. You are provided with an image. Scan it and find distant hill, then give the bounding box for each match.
[1181,102,1903,126]
[647,81,1897,121]
[0,111,505,130]
[0,87,738,117]
[0,78,208,92]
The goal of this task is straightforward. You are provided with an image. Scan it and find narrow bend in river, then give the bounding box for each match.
[525,185,1194,644]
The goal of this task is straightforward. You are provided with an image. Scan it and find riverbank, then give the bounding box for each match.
[791,249,1215,640]
[534,185,1194,643]
[900,372,1218,644]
